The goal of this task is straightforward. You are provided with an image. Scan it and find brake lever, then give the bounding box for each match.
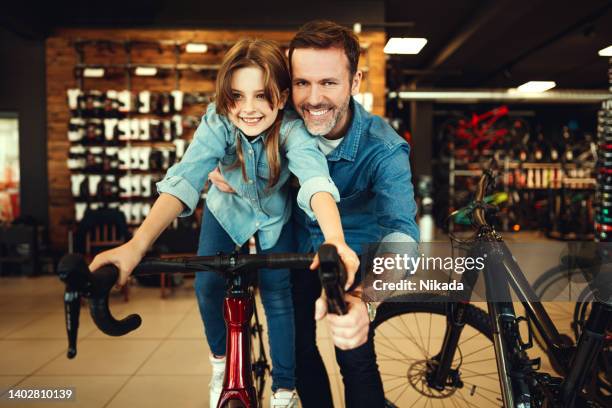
[57,254,142,359]
[317,244,348,315]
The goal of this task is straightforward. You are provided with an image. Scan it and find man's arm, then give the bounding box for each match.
[371,143,419,243]
[319,143,420,350]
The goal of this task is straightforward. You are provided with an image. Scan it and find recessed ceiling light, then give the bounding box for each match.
[384,38,428,55]
[186,43,208,53]
[135,67,158,76]
[598,45,612,56]
[516,81,556,93]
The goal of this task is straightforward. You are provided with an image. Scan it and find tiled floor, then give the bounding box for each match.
[0,237,582,407]
[0,276,345,408]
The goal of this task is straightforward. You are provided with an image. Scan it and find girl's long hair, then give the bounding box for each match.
[215,39,290,188]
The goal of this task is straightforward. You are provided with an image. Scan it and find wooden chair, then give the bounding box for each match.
[85,222,130,301]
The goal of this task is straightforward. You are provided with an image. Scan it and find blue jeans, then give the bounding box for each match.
[194,204,296,392]
[292,262,385,408]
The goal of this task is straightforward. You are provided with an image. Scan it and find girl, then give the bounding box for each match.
[89,39,359,408]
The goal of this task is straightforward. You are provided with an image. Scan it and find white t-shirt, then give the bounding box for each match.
[317,136,344,156]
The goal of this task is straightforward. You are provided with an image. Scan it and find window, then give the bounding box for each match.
[0,114,20,223]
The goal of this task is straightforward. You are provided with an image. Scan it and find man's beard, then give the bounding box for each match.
[300,95,350,137]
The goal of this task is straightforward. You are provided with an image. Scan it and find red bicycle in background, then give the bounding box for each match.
[438,105,530,159]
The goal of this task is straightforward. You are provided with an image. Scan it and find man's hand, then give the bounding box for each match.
[315,292,369,350]
[89,240,145,287]
[208,167,236,193]
[310,240,360,290]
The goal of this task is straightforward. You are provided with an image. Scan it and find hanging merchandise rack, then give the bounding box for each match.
[594,58,612,242]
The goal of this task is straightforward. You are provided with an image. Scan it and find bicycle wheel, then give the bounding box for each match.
[223,399,246,408]
[373,294,502,407]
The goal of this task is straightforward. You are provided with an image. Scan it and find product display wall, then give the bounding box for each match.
[45,28,386,251]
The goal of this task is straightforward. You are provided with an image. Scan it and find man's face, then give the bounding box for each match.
[291,47,361,139]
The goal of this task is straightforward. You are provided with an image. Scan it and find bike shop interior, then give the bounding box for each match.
[0,1,610,407]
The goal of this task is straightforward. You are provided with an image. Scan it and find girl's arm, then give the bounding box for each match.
[282,119,360,286]
[310,192,345,242]
[310,192,360,289]
[89,103,232,285]
[88,193,185,286]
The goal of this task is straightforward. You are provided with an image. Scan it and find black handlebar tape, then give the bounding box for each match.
[317,244,348,315]
[233,254,314,271]
[88,266,142,336]
[132,254,314,275]
[132,259,192,275]
[58,254,92,359]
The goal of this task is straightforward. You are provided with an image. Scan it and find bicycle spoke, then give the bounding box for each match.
[399,315,430,356]
[456,389,480,408]
[460,372,499,380]
[393,378,413,406]
[381,373,410,380]
[413,313,428,357]
[386,319,430,357]
[376,334,415,360]
[459,344,493,359]
[407,393,424,408]
[427,312,432,354]
[457,330,485,346]
[460,357,496,366]
[385,380,413,394]
[375,348,415,364]
[449,395,461,408]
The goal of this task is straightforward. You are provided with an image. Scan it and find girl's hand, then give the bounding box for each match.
[310,240,360,290]
[88,240,146,287]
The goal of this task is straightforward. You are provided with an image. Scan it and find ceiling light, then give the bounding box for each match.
[384,37,427,55]
[135,66,158,76]
[516,81,556,93]
[83,68,104,78]
[186,43,208,53]
[598,45,612,56]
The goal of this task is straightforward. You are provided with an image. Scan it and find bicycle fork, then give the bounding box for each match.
[428,301,468,390]
[429,252,483,390]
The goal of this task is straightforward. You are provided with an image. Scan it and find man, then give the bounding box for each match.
[210,20,419,408]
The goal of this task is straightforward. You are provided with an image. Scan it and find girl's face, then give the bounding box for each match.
[227,66,287,137]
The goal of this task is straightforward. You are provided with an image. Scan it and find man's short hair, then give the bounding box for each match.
[289,20,360,77]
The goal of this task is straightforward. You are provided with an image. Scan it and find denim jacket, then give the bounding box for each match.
[157,103,339,250]
[294,98,419,254]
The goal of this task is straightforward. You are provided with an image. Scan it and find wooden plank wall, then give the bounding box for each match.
[46,28,386,251]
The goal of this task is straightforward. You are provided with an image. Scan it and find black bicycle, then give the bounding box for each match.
[373,167,611,407]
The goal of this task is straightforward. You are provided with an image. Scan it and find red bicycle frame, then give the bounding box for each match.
[454,105,509,150]
[217,293,257,407]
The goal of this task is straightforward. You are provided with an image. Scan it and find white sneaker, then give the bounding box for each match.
[270,389,299,408]
[209,354,226,408]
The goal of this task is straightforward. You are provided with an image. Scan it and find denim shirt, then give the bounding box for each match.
[294,99,419,255]
[157,103,339,250]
